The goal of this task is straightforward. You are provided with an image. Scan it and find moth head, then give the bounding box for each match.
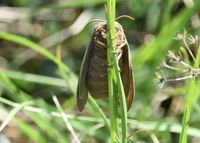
[95,21,107,40]
[95,21,124,43]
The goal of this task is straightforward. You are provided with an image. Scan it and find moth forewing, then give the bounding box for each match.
[77,38,95,111]
[120,44,134,110]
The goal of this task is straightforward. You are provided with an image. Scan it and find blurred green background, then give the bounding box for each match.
[0,0,200,143]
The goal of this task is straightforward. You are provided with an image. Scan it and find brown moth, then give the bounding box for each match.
[77,21,134,111]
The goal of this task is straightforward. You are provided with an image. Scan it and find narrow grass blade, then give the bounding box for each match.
[0,101,33,132]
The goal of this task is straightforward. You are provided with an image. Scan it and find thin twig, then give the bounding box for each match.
[179,61,193,69]
[158,75,193,88]
[183,30,195,61]
[128,129,160,143]
[52,95,81,143]
[0,101,33,132]
[149,132,160,143]
[0,97,103,123]
[162,62,187,72]
[166,75,193,82]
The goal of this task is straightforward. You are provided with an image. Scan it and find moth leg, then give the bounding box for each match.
[94,37,106,48]
[118,41,127,49]
[116,52,123,61]
[111,48,123,61]
[115,40,128,60]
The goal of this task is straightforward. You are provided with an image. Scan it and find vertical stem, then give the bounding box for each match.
[179,43,200,143]
[107,0,127,142]
[106,0,118,142]
[179,80,196,143]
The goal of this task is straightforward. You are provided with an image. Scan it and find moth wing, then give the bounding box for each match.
[77,37,94,111]
[121,44,135,111]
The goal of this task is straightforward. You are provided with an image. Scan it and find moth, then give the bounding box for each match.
[76,21,134,111]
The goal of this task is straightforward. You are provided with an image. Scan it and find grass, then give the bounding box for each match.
[0,33,111,141]
[106,0,120,142]
[0,0,200,142]
[106,0,127,142]
[179,41,200,143]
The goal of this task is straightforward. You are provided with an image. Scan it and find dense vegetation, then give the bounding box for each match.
[0,0,200,143]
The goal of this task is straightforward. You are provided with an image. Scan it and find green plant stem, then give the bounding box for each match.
[179,81,196,143]
[179,43,200,143]
[106,0,118,142]
[106,0,127,142]
[88,96,111,130]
